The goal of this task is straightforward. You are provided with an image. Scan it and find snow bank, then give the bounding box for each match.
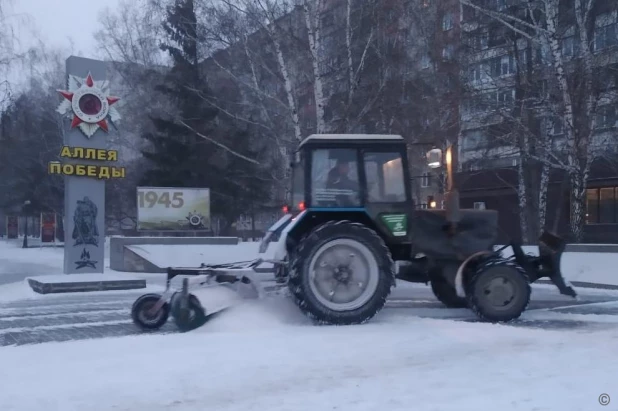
[3,237,618,287]
[0,240,64,274]
[133,242,618,286]
[0,313,615,411]
[499,245,618,286]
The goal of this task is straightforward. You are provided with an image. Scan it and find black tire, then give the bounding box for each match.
[464,257,531,322]
[171,293,207,332]
[288,220,395,325]
[430,275,468,308]
[131,293,170,331]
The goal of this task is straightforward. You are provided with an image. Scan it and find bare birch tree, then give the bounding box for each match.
[301,0,327,133]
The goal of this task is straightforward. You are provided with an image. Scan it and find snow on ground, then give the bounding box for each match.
[1,239,618,409]
[0,297,616,411]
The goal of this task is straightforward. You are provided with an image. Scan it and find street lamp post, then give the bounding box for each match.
[22,200,31,249]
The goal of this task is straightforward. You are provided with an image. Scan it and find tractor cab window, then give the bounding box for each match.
[291,154,305,210]
[363,152,406,203]
[311,148,360,207]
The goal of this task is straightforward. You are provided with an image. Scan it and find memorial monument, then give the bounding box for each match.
[49,56,123,274]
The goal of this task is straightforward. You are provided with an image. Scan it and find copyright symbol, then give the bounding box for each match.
[599,393,610,406]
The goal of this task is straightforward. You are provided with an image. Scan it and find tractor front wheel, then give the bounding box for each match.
[465,258,531,322]
[289,221,395,325]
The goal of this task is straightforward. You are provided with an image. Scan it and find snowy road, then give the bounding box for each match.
[2,282,618,347]
[1,289,618,411]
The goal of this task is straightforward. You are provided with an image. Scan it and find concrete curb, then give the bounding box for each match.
[27,277,146,294]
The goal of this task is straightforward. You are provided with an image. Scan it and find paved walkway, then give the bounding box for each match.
[0,291,175,346]
[1,285,617,347]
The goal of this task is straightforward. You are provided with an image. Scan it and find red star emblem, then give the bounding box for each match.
[58,73,120,132]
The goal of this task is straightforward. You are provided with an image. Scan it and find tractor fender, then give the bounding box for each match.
[454,250,494,298]
[271,210,308,261]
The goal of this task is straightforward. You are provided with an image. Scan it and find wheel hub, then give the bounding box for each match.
[334,266,352,283]
[484,276,515,307]
[140,302,163,323]
[308,238,380,311]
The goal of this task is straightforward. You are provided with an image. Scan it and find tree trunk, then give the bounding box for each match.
[569,170,587,242]
[538,160,550,235]
[302,0,326,134]
[552,174,570,234]
[517,159,529,244]
[265,31,302,143]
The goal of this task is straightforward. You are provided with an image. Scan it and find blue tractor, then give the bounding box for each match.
[131,134,576,331]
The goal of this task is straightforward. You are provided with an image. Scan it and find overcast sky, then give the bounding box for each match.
[12,0,122,57]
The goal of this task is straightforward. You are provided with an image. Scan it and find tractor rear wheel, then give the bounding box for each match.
[465,257,531,322]
[289,220,395,325]
[430,274,468,308]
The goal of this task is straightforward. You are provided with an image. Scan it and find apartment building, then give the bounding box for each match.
[458,0,618,242]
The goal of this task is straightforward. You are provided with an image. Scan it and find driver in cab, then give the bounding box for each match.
[326,159,359,205]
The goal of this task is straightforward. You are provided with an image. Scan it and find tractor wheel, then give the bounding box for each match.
[430,275,468,308]
[464,257,531,322]
[288,220,395,325]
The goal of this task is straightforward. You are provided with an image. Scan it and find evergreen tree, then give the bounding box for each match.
[140,0,218,188]
[140,0,273,232]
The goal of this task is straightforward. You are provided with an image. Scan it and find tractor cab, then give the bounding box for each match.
[286,133,412,213]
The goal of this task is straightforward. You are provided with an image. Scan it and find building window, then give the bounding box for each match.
[489,55,515,77]
[421,53,431,69]
[469,63,482,81]
[562,35,579,58]
[550,117,565,135]
[593,20,617,52]
[419,203,428,209]
[442,13,454,31]
[595,105,617,129]
[481,88,515,108]
[462,129,486,151]
[586,187,618,224]
[442,45,454,60]
[497,88,515,103]
[495,0,507,11]
[488,26,508,48]
[474,202,486,210]
[517,48,530,68]
[421,172,430,188]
